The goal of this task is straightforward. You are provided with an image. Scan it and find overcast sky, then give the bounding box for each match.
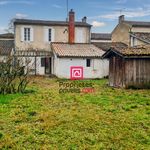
[0,0,150,34]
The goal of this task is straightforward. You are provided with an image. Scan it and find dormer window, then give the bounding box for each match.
[130,36,137,47]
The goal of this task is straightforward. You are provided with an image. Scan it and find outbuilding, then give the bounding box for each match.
[102,45,150,88]
[52,42,109,79]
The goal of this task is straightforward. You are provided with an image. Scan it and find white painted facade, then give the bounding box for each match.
[53,56,109,79]
[18,56,50,75]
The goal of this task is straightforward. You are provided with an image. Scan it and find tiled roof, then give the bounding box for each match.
[0,40,14,56]
[14,19,92,27]
[51,43,105,58]
[103,45,150,58]
[91,33,111,40]
[124,21,150,27]
[0,33,14,39]
[92,42,128,51]
[130,32,150,44]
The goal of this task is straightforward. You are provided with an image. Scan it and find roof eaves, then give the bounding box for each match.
[57,55,102,58]
[14,19,91,27]
[102,47,124,58]
[124,55,150,58]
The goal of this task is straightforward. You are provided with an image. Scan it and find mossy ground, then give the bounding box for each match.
[0,77,150,149]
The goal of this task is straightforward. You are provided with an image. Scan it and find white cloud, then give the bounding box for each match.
[92,21,106,27]
[52,4,63,9]
[0,0,34,5]
[116,0,127,4]
[0,26,7,33]
[15,13,28,19]
[89,6,150,20]
[101,7,150,19]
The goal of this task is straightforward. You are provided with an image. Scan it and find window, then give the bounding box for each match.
[86,59,91,67]
[44,27,54,42]
[21,27,33,42]
[41,58,45,67]
[24,28,31,41]
[48,28,52,42]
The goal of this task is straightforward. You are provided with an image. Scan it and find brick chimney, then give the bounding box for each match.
[69,9,75,43]
[119,15,125,23]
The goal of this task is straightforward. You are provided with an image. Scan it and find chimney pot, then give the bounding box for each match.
[82,16,87,23]
[119,15,125,23]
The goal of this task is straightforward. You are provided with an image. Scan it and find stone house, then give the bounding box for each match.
[112,15,150,47]
[13,10,109,78]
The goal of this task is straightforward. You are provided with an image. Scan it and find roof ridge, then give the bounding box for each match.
[14,18,92,27]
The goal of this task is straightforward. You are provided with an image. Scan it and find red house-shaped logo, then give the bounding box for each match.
[70,66,83,80]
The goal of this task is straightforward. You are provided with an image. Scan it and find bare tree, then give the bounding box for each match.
[0,56,31,94]
[5,18,15,33]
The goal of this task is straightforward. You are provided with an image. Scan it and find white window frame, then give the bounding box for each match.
[44,27,55,43]
[21,26,33,42]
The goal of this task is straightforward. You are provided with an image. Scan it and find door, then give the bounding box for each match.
[45,57,51,74]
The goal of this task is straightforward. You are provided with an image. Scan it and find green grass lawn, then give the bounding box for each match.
[0,77,150,150]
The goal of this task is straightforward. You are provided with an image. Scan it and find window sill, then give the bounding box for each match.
[21,41,33,43]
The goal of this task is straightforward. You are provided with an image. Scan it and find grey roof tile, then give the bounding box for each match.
[91,33,111,40]
[14,19,92,27]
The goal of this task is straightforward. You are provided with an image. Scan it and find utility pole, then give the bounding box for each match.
[66,0,69,21]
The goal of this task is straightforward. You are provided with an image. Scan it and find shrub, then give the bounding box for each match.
[0,56,30,94]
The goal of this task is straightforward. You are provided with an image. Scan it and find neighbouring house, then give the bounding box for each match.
[91,33,111,43]
[91,33,114,52]
[112,15,150,47]
[0,40,14,62]
[102,45,150,88]
[14,9,109,78]
[51,43,108,79]
[0,33,14,40]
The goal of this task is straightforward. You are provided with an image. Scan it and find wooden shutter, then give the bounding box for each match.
[21,27,24,41]
[44,27,48,42]
[76,29,84,43]
[30,27,33,42]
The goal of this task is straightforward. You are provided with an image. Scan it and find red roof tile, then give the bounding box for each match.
[51,43,105,58]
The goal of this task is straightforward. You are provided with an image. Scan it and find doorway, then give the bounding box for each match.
[45,57,51,74]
